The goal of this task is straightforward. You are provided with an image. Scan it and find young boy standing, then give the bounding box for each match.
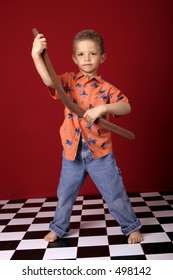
[31,29,143,244]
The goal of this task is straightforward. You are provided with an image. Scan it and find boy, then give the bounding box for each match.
[31,29,143,244]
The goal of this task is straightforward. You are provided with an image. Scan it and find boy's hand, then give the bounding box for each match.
[83,105,106,124]
[31,34,47,58]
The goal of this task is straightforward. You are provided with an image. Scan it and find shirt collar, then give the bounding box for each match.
[75,72,103,83]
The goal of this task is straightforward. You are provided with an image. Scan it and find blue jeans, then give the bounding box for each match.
[49,137,141,237]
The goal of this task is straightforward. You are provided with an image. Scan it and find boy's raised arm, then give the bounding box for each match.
[31,34,54,87]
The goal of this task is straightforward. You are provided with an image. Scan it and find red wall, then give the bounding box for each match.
[0,0,173,199]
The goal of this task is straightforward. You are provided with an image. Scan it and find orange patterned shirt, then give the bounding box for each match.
[49,72,128,160]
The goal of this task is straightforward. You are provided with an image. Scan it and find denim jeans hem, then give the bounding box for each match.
[121,219,142,236]
[49,222,69,238]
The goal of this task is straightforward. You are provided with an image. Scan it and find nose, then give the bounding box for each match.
[84,53,91,61]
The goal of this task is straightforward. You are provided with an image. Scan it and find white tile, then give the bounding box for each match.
[8,218,35,225]
[109,244,143,256]
[162,195,173,200]
[76,196,83,201]
[42,201,57,207]
[72,204,83,210]
[161,223,173,232]
[80,221,106,228]
[26,198,46,203]
[43,247,77,260]
[78,236,108,247]
[36,211,54,218]
[0,213,16,220]
[70,215,81,222]
[105,213,114,220]
[17,239,47,250]
[146,253,173,260]
[66,228,79,238]
[2,203,24,209]
[83,199,103,205]
[82,209,105,215]
[106,226,122,236]
[18,207,41,213]
[153,210,173,217]
[28,223,49,231]
[0,225,6,232]
[140,192,160,197]
[130,197,144,202]
[0,200,9,205]
[0,232,25,241]
[140,217,159,225]
[0,250,15,260]
[145,200,169,206]
[133,206,151,212]
[141,232,170,243]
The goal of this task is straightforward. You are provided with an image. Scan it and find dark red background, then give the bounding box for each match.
[0,0,173,199]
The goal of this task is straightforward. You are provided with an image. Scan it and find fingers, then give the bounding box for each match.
[83,112,96,125]
[32,33,47,57]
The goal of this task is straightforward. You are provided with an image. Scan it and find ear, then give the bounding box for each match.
[100,53,106,64]
[72,54,78,65]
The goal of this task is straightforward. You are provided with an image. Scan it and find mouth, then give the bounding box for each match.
[82,64,92,66]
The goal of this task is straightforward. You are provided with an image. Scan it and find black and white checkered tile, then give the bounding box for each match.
[0,192,173,260]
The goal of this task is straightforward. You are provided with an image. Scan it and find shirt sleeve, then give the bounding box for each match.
[109,86,128,103]
[47,72,72,100]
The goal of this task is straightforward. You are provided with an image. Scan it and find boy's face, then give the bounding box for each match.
[72,39,106,78]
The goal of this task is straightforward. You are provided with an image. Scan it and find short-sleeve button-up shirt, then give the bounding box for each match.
[49,72,128,160]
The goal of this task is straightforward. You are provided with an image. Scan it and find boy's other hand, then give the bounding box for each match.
[31,34,47,59]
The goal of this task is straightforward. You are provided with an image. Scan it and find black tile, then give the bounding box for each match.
[83,195,102,200]
[0,240,20,250]
[83,204,104,209]
[142,242,173,255]
[14,212,37,219]
[157,216,173,224]
[140,224,164,233]
[11,249,45,260]
[106,220,119,227]
[111,255,146,260]
[40,207,56,212]
[45,197,57,202]
[2,224,30,232]
[167,232,173,241]
[128,193,142,197]
[131,202,147,207]
[149,205,172,211]
[71,210,82,216]
[23,231,48,239]
[143,196,164,201]
[0,208,20,214]
[69,222,80,229]
[79,228,107,236]
[32,217,52,224]
[108,235,127,244]
[81,214,105,221]
[160,191,173,195]
[6,199,27,204]
[23,203,43,208]
[136,212,154,218]
[77,245,109,258]
[48,237,78,248]
[0,219,11,226]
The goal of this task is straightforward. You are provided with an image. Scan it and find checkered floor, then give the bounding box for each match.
[0,191,173,260]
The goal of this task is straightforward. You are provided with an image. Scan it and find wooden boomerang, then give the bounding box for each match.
[32,28,135,140]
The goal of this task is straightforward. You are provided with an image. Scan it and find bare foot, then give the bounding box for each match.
[44,231,58,242]
[128,230,143,244]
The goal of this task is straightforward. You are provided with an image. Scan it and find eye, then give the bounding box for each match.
[77,53,83,56]
[91,52,96,56]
